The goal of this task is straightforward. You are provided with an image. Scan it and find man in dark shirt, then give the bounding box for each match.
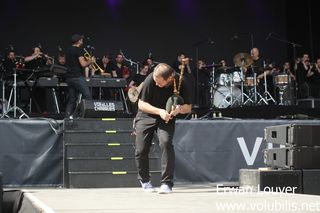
[193,59,211,107]
[65,34,92,117]
[296,54,311,98]
[134,63,192,194]
[307,58,320,98]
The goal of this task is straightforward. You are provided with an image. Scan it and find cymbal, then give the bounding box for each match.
[233,52,253,68]
[216,66,233,71]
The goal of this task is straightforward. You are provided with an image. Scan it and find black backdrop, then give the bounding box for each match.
[0,0,316,68]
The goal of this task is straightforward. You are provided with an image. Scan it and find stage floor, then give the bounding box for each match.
[22,184,320,213]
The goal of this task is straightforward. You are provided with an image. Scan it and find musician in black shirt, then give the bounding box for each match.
[307,58,320,98]
[65,34,92,117]
[135,63,192,193]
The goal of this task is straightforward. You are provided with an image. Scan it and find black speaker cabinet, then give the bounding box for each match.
[302,169,320,195]
[239,169,302,193]
[264,147,320,169]
[80,99,125,118]
[264,124,320,146]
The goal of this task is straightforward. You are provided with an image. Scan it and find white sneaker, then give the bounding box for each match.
[158,184,172,194]
[140,181,156,193]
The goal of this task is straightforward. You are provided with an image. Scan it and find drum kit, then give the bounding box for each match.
[209,52,293,108]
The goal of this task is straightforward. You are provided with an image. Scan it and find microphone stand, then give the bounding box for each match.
[266,34,302,103]
[1,68,29,119]
[119,50,139,74]
[192,38,212,107]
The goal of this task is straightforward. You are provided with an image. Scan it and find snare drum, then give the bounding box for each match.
[216,73,230,86]
[274,74,289,85]
[232,71,242,84]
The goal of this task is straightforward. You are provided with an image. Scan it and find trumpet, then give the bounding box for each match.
[83,48,105,73]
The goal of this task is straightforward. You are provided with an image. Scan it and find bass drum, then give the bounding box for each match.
[213,86,241,108]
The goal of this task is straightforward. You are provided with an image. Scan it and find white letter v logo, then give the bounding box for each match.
[237,137,263,166]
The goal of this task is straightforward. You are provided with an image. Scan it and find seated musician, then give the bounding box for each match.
[24,46,52,69]
[1,48,21,103]
[89,54,115,100]
[250,47,275,98]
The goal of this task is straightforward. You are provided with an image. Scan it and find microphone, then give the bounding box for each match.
[231,33,238,40]
[9,44,14,51]
[58,45,63,52]
[265,32,272,40]
[208,38,215,45]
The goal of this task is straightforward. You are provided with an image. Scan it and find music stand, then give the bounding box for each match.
[1,68,29,119]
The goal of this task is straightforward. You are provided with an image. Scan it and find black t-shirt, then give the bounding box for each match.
[65,46,84,78]
[2,59,16,79]
[136,73,191,119]
[25,57,47,70]
[309,68,320,84]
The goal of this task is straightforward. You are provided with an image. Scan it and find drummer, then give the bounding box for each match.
[214,59,232,85]
[250,47,275,96]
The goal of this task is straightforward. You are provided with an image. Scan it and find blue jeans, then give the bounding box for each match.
[65,76,92,116]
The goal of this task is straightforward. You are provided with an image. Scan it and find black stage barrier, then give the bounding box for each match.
[0,119,319,186]
[0,119,63,187]
[173,119,320,183]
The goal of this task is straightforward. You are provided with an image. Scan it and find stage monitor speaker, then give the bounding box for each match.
[80,99,124,118]
[264,147,320,169]
[264,124,320,146]
[239,169,302,193]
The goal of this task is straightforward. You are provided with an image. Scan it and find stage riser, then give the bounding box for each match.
[297,98,320,109]
[239,169,302,193]
[264,124,320,146]
[68,172,161,188]
[66,144,160,158]
[64,118,133,131]
[264,147,320,169]
[67,158,161,172]
[64,118,162,188]
[64,133,134,143]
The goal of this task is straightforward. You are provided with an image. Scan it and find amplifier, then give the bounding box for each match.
[264,147,320,169]
[80,99,125,118]
[264,124,320,146]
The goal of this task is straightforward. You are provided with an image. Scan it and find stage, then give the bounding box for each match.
[4,184,320,213]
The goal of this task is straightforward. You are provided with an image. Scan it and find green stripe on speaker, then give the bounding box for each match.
[105,130,117,134]
[112,171,127,175]
[101,118,116,121]
[111,157,124,160]
[107,143,121,146]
